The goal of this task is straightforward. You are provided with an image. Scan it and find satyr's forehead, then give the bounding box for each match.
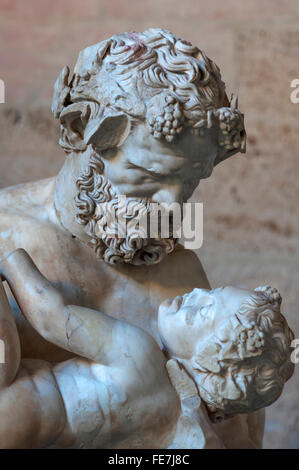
[124,126,191,171]
[123,122,219,174]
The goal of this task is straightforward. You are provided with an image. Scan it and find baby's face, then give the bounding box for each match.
[158,286,252,359]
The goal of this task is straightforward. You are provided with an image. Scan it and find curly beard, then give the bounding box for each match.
[74,153,178,266]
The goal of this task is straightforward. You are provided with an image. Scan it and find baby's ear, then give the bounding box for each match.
[166,359,198,400]
[192,341,221,374]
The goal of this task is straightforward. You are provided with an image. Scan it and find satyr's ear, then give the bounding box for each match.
[84,109,130,150]
[59,102,89,151]
[59,101,130,152]
[60,101,130,150]
[52,65,71,119]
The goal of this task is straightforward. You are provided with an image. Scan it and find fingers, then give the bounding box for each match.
[0,279,21,388]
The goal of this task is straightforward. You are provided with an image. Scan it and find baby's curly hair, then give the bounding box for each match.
[191,286,294,422]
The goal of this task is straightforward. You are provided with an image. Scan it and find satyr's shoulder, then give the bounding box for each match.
[0,177,56,220]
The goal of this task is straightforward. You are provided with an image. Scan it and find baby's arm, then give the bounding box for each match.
[0,249,121,364]
[0,277,67,448]
[0,276,20,388]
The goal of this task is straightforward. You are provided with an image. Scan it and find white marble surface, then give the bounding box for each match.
[0,249,293,448]
[0,28,290,448]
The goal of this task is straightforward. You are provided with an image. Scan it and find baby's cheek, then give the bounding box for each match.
[180,329,198,358]
[185,307,197,326]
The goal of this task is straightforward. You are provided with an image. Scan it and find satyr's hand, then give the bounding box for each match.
[166,359,226,449]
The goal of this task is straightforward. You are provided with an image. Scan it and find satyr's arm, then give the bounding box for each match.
[0,249,119,363]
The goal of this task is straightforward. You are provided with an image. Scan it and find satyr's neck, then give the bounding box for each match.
[54,150,91,242]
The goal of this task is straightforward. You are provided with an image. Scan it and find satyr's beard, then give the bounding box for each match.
[75,154,178,265]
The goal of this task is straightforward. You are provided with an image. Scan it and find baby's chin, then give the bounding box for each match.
[158,299,171,325]
[157,299,175,335]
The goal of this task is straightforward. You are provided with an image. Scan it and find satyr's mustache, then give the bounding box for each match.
[94,196,180,240]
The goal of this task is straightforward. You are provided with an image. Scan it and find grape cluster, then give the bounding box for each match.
[215,108,246,152]
[148,96,185,143]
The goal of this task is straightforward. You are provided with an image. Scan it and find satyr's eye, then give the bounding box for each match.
[145,170,164,180]
[142,176,156,184]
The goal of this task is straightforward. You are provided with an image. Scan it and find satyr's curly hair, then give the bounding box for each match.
[51,29,246,265]
[52,28,245,158]
[191,286,294,422]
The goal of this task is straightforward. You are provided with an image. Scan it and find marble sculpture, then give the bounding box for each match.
[0,28,294,448]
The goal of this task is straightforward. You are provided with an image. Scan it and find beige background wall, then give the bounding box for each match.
[0,0,298,448]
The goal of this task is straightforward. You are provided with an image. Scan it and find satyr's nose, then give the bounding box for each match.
[152,185,183,205]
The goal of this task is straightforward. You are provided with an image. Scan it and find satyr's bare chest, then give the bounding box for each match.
[0,208,209,360]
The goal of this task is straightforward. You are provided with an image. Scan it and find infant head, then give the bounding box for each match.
[158,285,294,421]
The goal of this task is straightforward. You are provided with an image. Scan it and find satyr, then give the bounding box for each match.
[52,28,246,265]
[0,28,272,449]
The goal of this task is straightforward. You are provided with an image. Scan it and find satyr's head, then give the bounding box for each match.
[52,28,246,265]
[158,285,294,421]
